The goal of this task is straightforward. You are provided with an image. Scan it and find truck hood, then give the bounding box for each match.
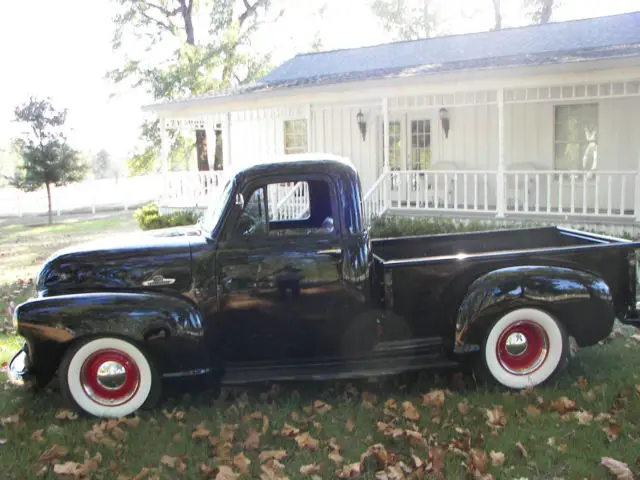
[35,225,202,295]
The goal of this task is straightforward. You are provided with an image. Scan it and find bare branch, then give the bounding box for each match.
[239,0,265,27]
[138,10,175,34]
[146,1,181,17]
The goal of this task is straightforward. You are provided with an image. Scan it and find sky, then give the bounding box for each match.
[1,0,639,170]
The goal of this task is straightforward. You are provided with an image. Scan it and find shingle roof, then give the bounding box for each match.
[145,11,640,109]
[261,11,640,86]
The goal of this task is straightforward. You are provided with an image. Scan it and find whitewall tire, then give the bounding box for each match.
[60,337,160,418]
[480,308,568,389]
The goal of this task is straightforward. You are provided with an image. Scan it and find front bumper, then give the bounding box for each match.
[6,344,36,388]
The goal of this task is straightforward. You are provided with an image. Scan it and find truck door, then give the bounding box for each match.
[215,174,351,364]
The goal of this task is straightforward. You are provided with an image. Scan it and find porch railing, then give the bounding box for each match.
[363,169,640,226]
[269,181,310,220]
[161,171,226,209]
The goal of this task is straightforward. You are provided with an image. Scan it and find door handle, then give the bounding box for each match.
[318,248,342,256]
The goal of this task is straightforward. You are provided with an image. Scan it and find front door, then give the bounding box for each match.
[215,175,353,364]
[385,115,432,206]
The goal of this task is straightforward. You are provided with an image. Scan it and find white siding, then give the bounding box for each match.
[311,105,379,192]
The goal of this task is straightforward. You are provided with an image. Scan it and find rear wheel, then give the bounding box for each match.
[60,337,160,418]
[478,307,569,389]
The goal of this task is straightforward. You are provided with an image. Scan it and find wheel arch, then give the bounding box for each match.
[454,264,616,350]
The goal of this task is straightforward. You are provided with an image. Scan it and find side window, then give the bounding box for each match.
[232,187,267,237]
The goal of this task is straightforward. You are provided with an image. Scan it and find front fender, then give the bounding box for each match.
[14,292,210,381]
[454,265,615,350]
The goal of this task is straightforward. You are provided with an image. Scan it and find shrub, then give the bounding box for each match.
[134,203,202,231]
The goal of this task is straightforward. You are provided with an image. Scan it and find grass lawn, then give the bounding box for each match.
[0,213,639,479]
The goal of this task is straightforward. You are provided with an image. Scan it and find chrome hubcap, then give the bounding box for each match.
[96,361,127,390]
[504,332,528,357]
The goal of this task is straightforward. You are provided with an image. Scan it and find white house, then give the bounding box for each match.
[143,11,640,229]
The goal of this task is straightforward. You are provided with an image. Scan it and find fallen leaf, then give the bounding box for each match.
[515,442,528,457]
[258,450,287,462]
[603,423,622,442]
[131,467,150,480]
[262,415,270,435]
[300,463,321,474]
[575,410,594,425]
[40,444,69,462]
[200,464,215,475]
[233,453,251,474]
[295,432,319,451]
[84,424,116,446]
[468,448,489,475]
[402,401,420,421]
[411,453,424,469]
[457,401,469,415]
[244,428,261,450]
[422,389,446,407]
[313,400,332,414]
[485,406,507,428]
[215,465,240,480]
[260,459,286,480]
[161,455,178,468]
[524,405,541,417]
[345,417,355,432]
[32,429,44,442]
[53,461,85,477]
[336,462,362,478]
[361,443,391,470]
[192,423,210,439]
[490,450,505,466]
[550,396,577,415]
[54,409,78,421]
[111,426,126,441]
[601,456,635,480]
[329,451,344,465]
[280,423,300,438]
[430,446,446,474]
[220,424,237,443]
[119,416,140,428]
[576,376,588,389]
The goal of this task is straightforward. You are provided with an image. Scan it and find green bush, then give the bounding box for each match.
[134,203,202,231]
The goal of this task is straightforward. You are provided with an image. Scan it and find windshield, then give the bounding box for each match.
[199,178,234,235]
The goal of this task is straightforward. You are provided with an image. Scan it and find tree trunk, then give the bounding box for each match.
[491,0,502,30]
[196,129,209,171]
[46,182,52,225]
[537,0,554,24]
[214,129,223,170]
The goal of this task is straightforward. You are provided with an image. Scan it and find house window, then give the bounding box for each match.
[284,119,308,155]
[554,104,598,171]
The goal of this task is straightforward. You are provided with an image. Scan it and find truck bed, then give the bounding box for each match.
[372,226,637,266]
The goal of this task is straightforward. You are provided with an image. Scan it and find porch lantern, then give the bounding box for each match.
[356,109,367,141]
[439,107,450,138]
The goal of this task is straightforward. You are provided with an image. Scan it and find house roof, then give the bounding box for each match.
[144,11,640,111]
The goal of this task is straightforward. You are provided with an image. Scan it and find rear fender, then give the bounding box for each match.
[14,292,210,381]
[454,265,615,350]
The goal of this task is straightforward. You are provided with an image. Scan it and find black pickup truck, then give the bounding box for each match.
[9,155,640,418]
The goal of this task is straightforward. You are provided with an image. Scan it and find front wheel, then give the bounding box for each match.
[477,307,569,389]
[60,337,161,418]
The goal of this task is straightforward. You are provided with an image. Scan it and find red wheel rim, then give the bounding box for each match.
[80,349,141,406]
[496,321,549,375]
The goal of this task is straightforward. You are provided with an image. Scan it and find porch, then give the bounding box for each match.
[154,71,640,230]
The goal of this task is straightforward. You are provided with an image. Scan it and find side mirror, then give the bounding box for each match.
[235,193,244,209]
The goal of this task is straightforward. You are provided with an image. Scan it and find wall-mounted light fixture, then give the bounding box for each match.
[356,109,367,141]
[439,107,450,139]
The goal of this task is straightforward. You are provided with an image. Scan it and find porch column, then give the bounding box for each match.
[382,97,390,212]
[496,88,506,219]
[635,155,640,222]
[205,118,216,171]
[306,104,312,151]
[222,113,231,170]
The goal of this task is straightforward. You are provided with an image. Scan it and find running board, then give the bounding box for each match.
[221,342,458,385]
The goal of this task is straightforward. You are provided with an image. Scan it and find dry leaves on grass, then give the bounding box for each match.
[32,429,44,442]
[191,423,210,439]
[54,409,78,421]
[402,401,420,421]
[336,462,362,478]
[233,453,251,474]
[490,451,505,466]
[601,457,635,479]
[345,417,355,432]
[258,450,287,462]
[603,422,622,442]
[300,463,321,474]
[575,410,594,425]
[260,458,287,480]
[215,465,240,480]
[457,401,469,415]
[53,453,102,479]
[244,428,261,450]
[160,454,187,472]
[485,406,507,428]
[313,400,332,414]
[524,405,541,417]
[280,423,300,438]
[515,442,528,458]
[550,396,577,414]
[422,389,446,407]
[40,444,69,462]
[295,432,319,451]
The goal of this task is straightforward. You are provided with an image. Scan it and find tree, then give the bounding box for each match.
[491,0,502,30]
[524,0,558,24]
[93,149,111,179]
[11,98,87,224]
[108,0,282,173]
[370,0,443,40]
